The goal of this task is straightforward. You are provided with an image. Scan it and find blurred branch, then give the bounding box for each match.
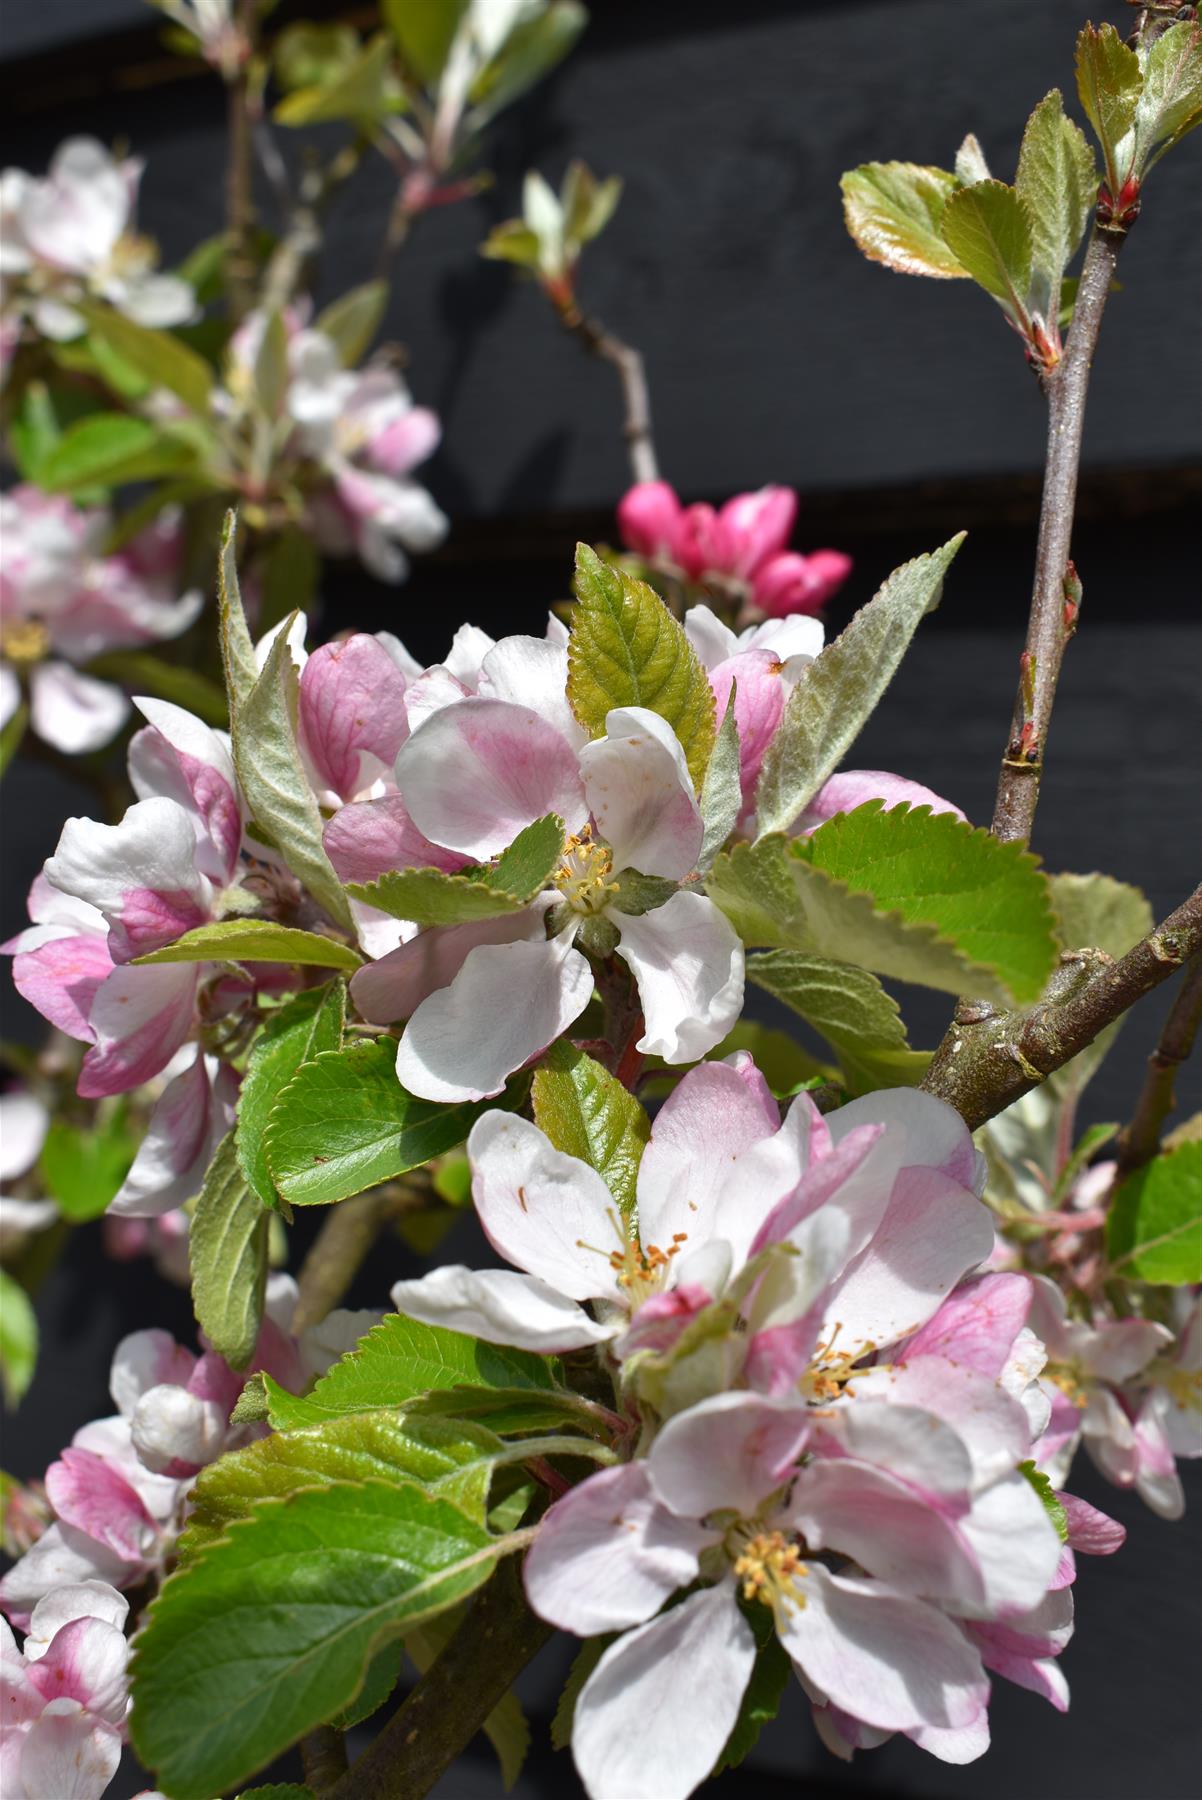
[1113,952,1202,1178]
[553,294,659,484]
[224,0,260,321]
[290,1174,430,1333]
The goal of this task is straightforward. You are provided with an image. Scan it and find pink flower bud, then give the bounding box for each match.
[752,548,852,617]
[712,486,798,580]
[673,501,721,580]
[616,481,684,561]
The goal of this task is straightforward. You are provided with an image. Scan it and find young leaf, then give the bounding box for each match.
[218,511,259,718]
[1049,871,1153,960]
[274,32,396,127]
[1136,18,1202,170]
[1015,91,1097,319]
[39,414,195,493]
[802,803,1058,1005]
[713,1605,792,1774]
[840,162,968,278]
[1019,1461,1069,1542]
[326,1639,404,1732]
[698,683,743,873]
[263,1312,559,1431]
[532,1041,650,1217]
[313,280,389,367]
[754,536,964,836]
[348,816,564,924]
[568,544,716,788]
[264,1040,506,1207]
[39,1108,136,1221]
[233,612,354,931]
[178,1408,504,1561]
[955,133,991,185]
[708,833,1014,1005]
[189,1130,268,1370]
[237,983,345,1209]
[382,0,468,84]
[467,2,587,126]
[0,1270,37,1407]
[133,919,362,972]
[129,1483,502,1800]
[1107,1140,1202,1284]
[748,951,929,1093]
[939,180,1034,320]
[76,301,214,415]
[409,1385,592,1436]
[551,1638,611,1750]
[1076,21,1142,189]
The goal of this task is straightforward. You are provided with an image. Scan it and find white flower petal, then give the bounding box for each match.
[467,1112,623,1302]
[649,1390,810,1520]
[389,1265,614,1352]
[580,708,702,879]
[0,1090,50,1182]
[617,890,744,1064]
[30,662,128,754]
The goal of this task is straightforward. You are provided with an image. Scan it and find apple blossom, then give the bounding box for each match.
[343,679,745,1101]
[617,480,851,618]
[0,138,193,347]
[1,1581,131,1800]
[0,489,201,754]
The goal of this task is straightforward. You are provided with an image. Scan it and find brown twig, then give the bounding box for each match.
[224,0,260,321]
[290,1178,429,1335]
[1113,953,1202,1178]
[324,1559,551,1800]
[991,222,1126,846]
[553,296,658,484]
[923,885,1202,1129]
[300,1724,350,1791]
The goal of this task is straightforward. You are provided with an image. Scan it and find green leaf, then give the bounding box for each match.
[129,1482,502,1800]
[748,951,929,1093]
[237,1786,314,1800]
[1046,871,1154,1100]
[218,511,259,717]
[568,544,716,789]
[551,1639,610,1750]
[1136,18,1202,169]
[76,302,213,415]
[264,1040,507,1207]
[326,1638,403,1731]
[39,414,196,493]
[1107,1140,1202,1284]
[1015,91,1097,319]
[274,33,397,126]
[259,527,320,637]
[698,682,742,873]
[702,1022,832,1096]
[409,1386,591,1436]
[383,0,468,84]
[939,180,1033,319]
[531,1042,649,1218]
[263,1312,559,1431]
[755,537,963,837]
[85,651,227,728]
[713,1605,792,1774]
[480,219,543,269]
[237,984,345,1210]
[252,310,290,419]
[561,161,622,252]
[189,1131,268,1370]
[273,20,360,91]
[133,919,362,972]
[39,1108,136,1221]
[801,803,1058,1005]
[840,162,968,278]
[178,1408,504,1560]
[1076,21,1142,189]
[467,1,587,126]
[233,611,354,931]
[348,816,564,925]
[1019,1461,1069,1542]
[0,699,27,777]
[0,1271,37,1407]
[313,280,389,367]
[709,832,1015,1007]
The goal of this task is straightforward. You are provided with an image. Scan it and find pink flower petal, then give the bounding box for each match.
[11,931,112,1043]
[649,1390,811,1520]
[634,1052,779,1253]
[44,1449,160,1564]
[579,708,702,880]
[298,635,412,802]
[351,903,551,1025]
[78,961,199,1097]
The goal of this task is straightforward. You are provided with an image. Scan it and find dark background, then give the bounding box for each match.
[2,1,1200,1796]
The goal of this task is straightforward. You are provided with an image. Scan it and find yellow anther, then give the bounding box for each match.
[1,618,51,667]
[730,1531,808,1619]
[552,825,619,916]
[1044,1364,1089,1408]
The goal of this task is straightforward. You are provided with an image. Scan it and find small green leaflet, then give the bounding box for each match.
[748,951,929,1093]
[1136,19,1202,171]
[698,683,743,873]
[313,280,389,365]
[233,610,354,932]
[1046,871,1153,1099]
[263,1039,515,1207]
[132,919,362,972]
[39,1105,136,1221]
[1107,1140,1202,1285]
[39,414,196,494]
[567,544,716,788]
[939,180,1034,322]
[263,1312,560,1432]
[177,1407,505,1560]
[713,1603,792,1774]
[1075,21,1142,190]
[129,1482,502,1800]
[531,1041,650,1218]
[274,31,396,126]
[1019,1461,1069,1543]
[551,1638,610,1750]
[840,162,968,278]
[76,301,214,415]
[801,802,1058,1005]
[348,814,564,924]
[326,1639,404,1732]
[237,983,345,1210]
[217,511,259,717]
[382,0,468,84]
[189,1131,268,1370]
[0,1270,37,1406]
[1015,91,1097,320]
[754,537,964,837]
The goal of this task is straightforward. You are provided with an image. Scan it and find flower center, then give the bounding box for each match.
[730,1528,808,1622]
[800,1324,871,1402]
[1043,1362,1089,1407]
[552,826,618,915]
[608,1234,689,1309]
[1,618,51,667]
[1152,1361,1201,1415]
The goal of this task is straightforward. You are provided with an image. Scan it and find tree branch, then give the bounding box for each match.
[325,1559,552,1800]
[922,885,1202,1129]
[991,222,1126,845]
[1113,953,1202,1178]
[554,298,659,484]
[291,1177,429,1334]
[300,1724,350,1791]
[224,0,260,321]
